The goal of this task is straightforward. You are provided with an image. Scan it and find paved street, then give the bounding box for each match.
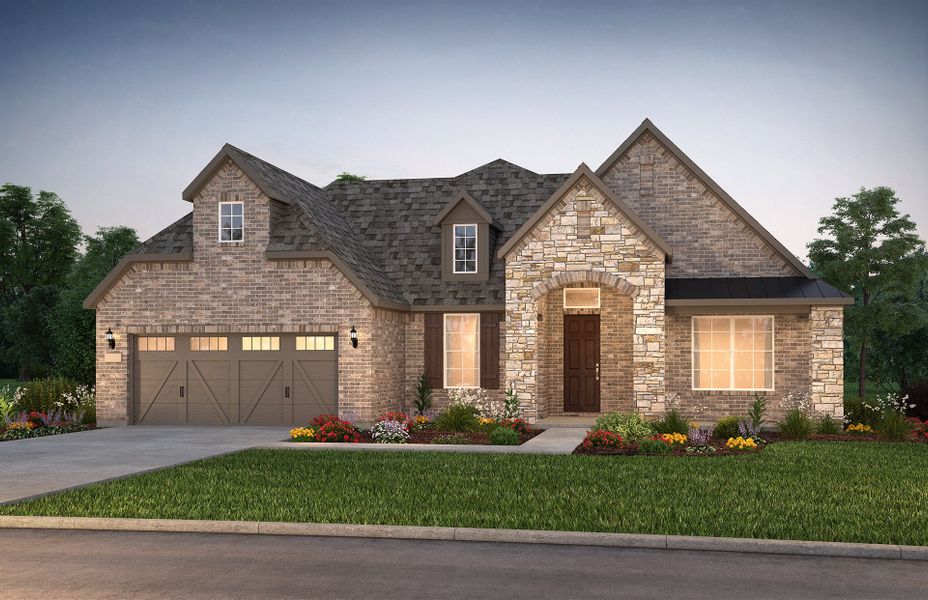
[0,426,288,503]
[1,529,923,599]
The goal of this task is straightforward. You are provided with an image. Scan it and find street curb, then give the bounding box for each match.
[0,516,924,560]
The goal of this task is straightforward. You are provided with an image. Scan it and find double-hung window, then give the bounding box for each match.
[444,314,479,387]
[219,202,244,242]
[692,316,774,391]
[452,224,477,273]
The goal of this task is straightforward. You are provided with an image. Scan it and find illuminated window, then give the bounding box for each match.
[219,202,244,242]
[138,337,175,352]
[692,316,774,391]
[242,336,280,351]
[563,288,600,309]
[452,224,477,273]
[190,337,228,351]
[444,314,479,387]
[296,335,335,351]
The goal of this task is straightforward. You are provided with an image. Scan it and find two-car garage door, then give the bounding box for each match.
[132,333,337,425]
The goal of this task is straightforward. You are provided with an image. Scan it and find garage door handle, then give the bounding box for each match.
[179,386,185,398]
[284,386,290,399]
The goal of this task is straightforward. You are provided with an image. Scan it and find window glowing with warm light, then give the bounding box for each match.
[444,314,479,387]
[692,316,773,391]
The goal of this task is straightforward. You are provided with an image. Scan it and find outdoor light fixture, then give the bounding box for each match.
[105,328,115,349]
[349,325,358,348]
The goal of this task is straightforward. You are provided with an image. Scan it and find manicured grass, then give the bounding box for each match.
[3,443,926,545]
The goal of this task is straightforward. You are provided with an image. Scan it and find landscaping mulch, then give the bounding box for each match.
[355,428,543,445]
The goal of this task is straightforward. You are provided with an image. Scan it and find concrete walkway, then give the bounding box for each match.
[261,427,588,455]
[0,426,288,504]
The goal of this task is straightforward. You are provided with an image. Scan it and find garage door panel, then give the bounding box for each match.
[133,334,337,426]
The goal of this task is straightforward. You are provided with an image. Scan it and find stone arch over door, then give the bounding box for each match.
[531,271,640,417]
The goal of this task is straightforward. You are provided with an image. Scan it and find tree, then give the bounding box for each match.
[0,184,82,378]
[867,253,928,390]
[50,226,139,385]
[808,187,926,398]
[334,172,366,182]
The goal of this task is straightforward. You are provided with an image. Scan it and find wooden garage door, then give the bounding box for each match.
[132,333,337,425]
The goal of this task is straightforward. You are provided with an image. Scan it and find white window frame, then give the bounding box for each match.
[443,313,480,388]
[563,288,601,309]
[218,201,244,243]
[690,315,775,392]
[452,224,478,274]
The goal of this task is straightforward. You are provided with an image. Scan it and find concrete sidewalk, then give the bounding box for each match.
[261,427,587,454]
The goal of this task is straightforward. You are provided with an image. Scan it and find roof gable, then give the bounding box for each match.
[496,163,673,260]
[595,119,815,279]
[432,191,496,226]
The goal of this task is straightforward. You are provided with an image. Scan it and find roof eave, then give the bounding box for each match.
[496,163,673,260]
[595,118,816,279]
[83,253,194,309]
[666,297,854,307]
[181,144,290,204]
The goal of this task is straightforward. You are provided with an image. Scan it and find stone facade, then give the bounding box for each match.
[809,306,845,417]
[504,177,667,420]
[94,160,404,424]
[601,132,802,278]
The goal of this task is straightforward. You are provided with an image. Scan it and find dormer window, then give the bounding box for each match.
[453,224,478,273]
[219,202,244,242]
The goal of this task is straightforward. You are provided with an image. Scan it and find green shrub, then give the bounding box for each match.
[413,374,433,416]
[17,377,83,413]
[817,414,841,435]
[592,412,652,443]
[435,404,480,432]
[489,427,520,446]
[778,409,813,439]
[748,394,767,430]
[879,409,912,442]
[433,433,469,445]
[713,416,741,440]
[638,438,672,455]
[651,409,689,435]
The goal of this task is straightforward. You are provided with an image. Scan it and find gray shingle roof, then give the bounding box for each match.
[133,148,846,308]
[324,160,571,305]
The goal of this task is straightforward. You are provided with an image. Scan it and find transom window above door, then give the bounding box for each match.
[564,288,600,309]
[453,224,477,273]
[219,202,244,242]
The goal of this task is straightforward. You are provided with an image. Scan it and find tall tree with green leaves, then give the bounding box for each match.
[0,184,82,378]
[807,187,926,398]
[50,226,139,384]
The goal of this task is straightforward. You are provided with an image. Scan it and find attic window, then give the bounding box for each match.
[219,202,244,242]
[453,224,477,273]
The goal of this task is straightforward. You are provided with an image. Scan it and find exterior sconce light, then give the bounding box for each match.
[349,325,358,348]
[105,328,116,349]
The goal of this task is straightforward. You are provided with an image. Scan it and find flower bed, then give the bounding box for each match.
[1,410,90,442]
[287,412,542,446]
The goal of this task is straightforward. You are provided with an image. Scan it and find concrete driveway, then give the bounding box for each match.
[0,426,289,504]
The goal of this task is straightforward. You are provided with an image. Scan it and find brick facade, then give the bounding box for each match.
[93,133,846,427]
[601,132,801,278]
[94,160,402,424]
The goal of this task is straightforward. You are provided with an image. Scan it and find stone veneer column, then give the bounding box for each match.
[631,268,666,416]
[810,305,845,418]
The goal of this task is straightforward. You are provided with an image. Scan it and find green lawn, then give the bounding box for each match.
[3,443,926,545]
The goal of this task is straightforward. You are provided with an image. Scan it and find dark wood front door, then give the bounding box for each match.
[563,314,601,412]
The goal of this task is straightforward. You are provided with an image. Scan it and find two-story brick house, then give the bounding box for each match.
[85,119,851,426]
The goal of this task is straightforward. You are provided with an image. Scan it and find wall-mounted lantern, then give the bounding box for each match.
[349,325,358,348]
[105,328,116,350]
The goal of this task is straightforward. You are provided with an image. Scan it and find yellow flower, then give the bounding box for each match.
[289,427,315,440]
